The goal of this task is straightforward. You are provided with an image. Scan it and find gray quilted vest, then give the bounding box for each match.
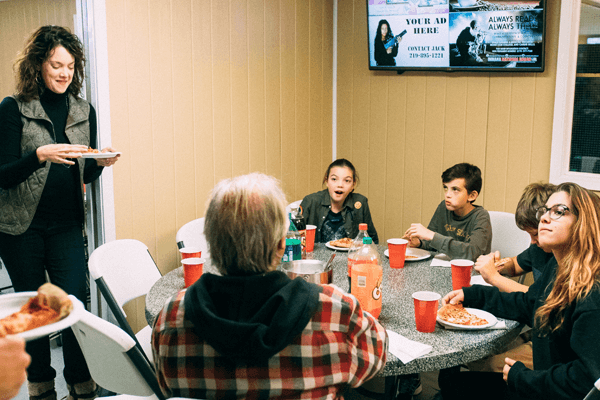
[0,94,91,235]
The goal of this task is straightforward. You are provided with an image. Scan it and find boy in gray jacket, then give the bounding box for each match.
[404,163,491,261]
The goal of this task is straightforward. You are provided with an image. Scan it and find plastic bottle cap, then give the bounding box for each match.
[363,237,373,244]
[359,223,368,230]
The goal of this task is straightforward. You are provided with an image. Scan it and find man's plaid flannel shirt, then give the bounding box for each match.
[152,284,388,399]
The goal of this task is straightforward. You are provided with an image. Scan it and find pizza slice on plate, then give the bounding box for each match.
[0,283,73,337]
[330,238,353,248]
[437,303,488,326]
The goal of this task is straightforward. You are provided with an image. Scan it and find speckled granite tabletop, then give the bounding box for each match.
[145,243,522,376]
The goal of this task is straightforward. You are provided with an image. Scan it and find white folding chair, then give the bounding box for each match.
[71,309,165,400]
[175,217,209,260]
[488,211,532,283]
[88,239,162,365]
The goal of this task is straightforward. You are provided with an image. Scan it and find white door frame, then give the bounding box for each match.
[549,0,600,190]
[81,0,116,246]
[79,0,114,317]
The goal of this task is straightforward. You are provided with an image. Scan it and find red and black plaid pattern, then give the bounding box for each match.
[152,284,387,399]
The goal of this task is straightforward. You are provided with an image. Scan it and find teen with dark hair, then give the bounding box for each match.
[404,162,491,260]
[300,158,378,243]
[475,182,557,292]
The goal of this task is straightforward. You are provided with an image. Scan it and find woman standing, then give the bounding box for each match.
[374,19,400,66]
[440,182,600,400]
[0,26,119,400]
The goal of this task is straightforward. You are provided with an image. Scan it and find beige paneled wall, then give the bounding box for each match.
[337,0,559,242]
[105,0,334,274]
[0,0,76,99]
[106,0,334,331]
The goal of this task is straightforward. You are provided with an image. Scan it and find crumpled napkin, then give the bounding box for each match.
[386,329,433,364]
[470,275,492,287]
[430,253,451,267]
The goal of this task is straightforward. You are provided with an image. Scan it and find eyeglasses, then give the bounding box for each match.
[536,204,572,221]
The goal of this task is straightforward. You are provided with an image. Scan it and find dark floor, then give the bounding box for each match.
[346,370,440,400]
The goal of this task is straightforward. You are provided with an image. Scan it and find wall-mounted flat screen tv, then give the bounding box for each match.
[367,0,545,72]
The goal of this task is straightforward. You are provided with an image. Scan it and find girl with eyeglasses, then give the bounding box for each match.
[438,182,600,400]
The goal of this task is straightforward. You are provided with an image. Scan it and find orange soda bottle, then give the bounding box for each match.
[347,223,370,279]
[351,237,383,318]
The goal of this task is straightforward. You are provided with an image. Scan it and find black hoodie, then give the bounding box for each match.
[184,270,321,361]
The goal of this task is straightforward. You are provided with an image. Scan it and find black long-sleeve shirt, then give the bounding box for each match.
[374,37,398,66]
[463,259,600,400]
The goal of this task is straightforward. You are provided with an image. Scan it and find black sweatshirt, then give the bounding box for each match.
[463,259,600,399]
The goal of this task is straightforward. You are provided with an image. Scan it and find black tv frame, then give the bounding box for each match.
[366,0,546,73]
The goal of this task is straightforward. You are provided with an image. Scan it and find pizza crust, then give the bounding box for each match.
[0,283,72,337]
[494,257,511,269]
[329,238,353,248]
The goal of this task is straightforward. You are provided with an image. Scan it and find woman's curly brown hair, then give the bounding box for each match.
[13,25,86,102]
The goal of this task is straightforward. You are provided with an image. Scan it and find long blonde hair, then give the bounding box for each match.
[535,182,600,333]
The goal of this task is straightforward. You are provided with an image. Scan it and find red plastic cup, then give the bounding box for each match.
[387,238,408,269]
[182,257,204,288]
[451,259,474,291]
[412,291,441,333]
[305,225,317,253]
[180,247,202,260]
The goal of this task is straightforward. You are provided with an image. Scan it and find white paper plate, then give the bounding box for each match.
[325,241,350,252]
[384,247,431,262]
[80,152,121,159]
[0,292,84,341]
[436,307,498,330]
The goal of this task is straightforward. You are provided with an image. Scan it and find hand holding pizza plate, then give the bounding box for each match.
[79,147,121,159]
[80,151,121,159]
[0,283,84,341]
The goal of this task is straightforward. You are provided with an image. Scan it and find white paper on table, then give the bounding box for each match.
[441,320,507,330]
[386,329,433,364]
[430,253,451,267]
[470,275,492,287]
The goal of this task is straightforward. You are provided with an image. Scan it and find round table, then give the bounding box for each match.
[145,244,522,376]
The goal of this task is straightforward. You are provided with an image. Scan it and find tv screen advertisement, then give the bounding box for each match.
[367,0,545,72]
